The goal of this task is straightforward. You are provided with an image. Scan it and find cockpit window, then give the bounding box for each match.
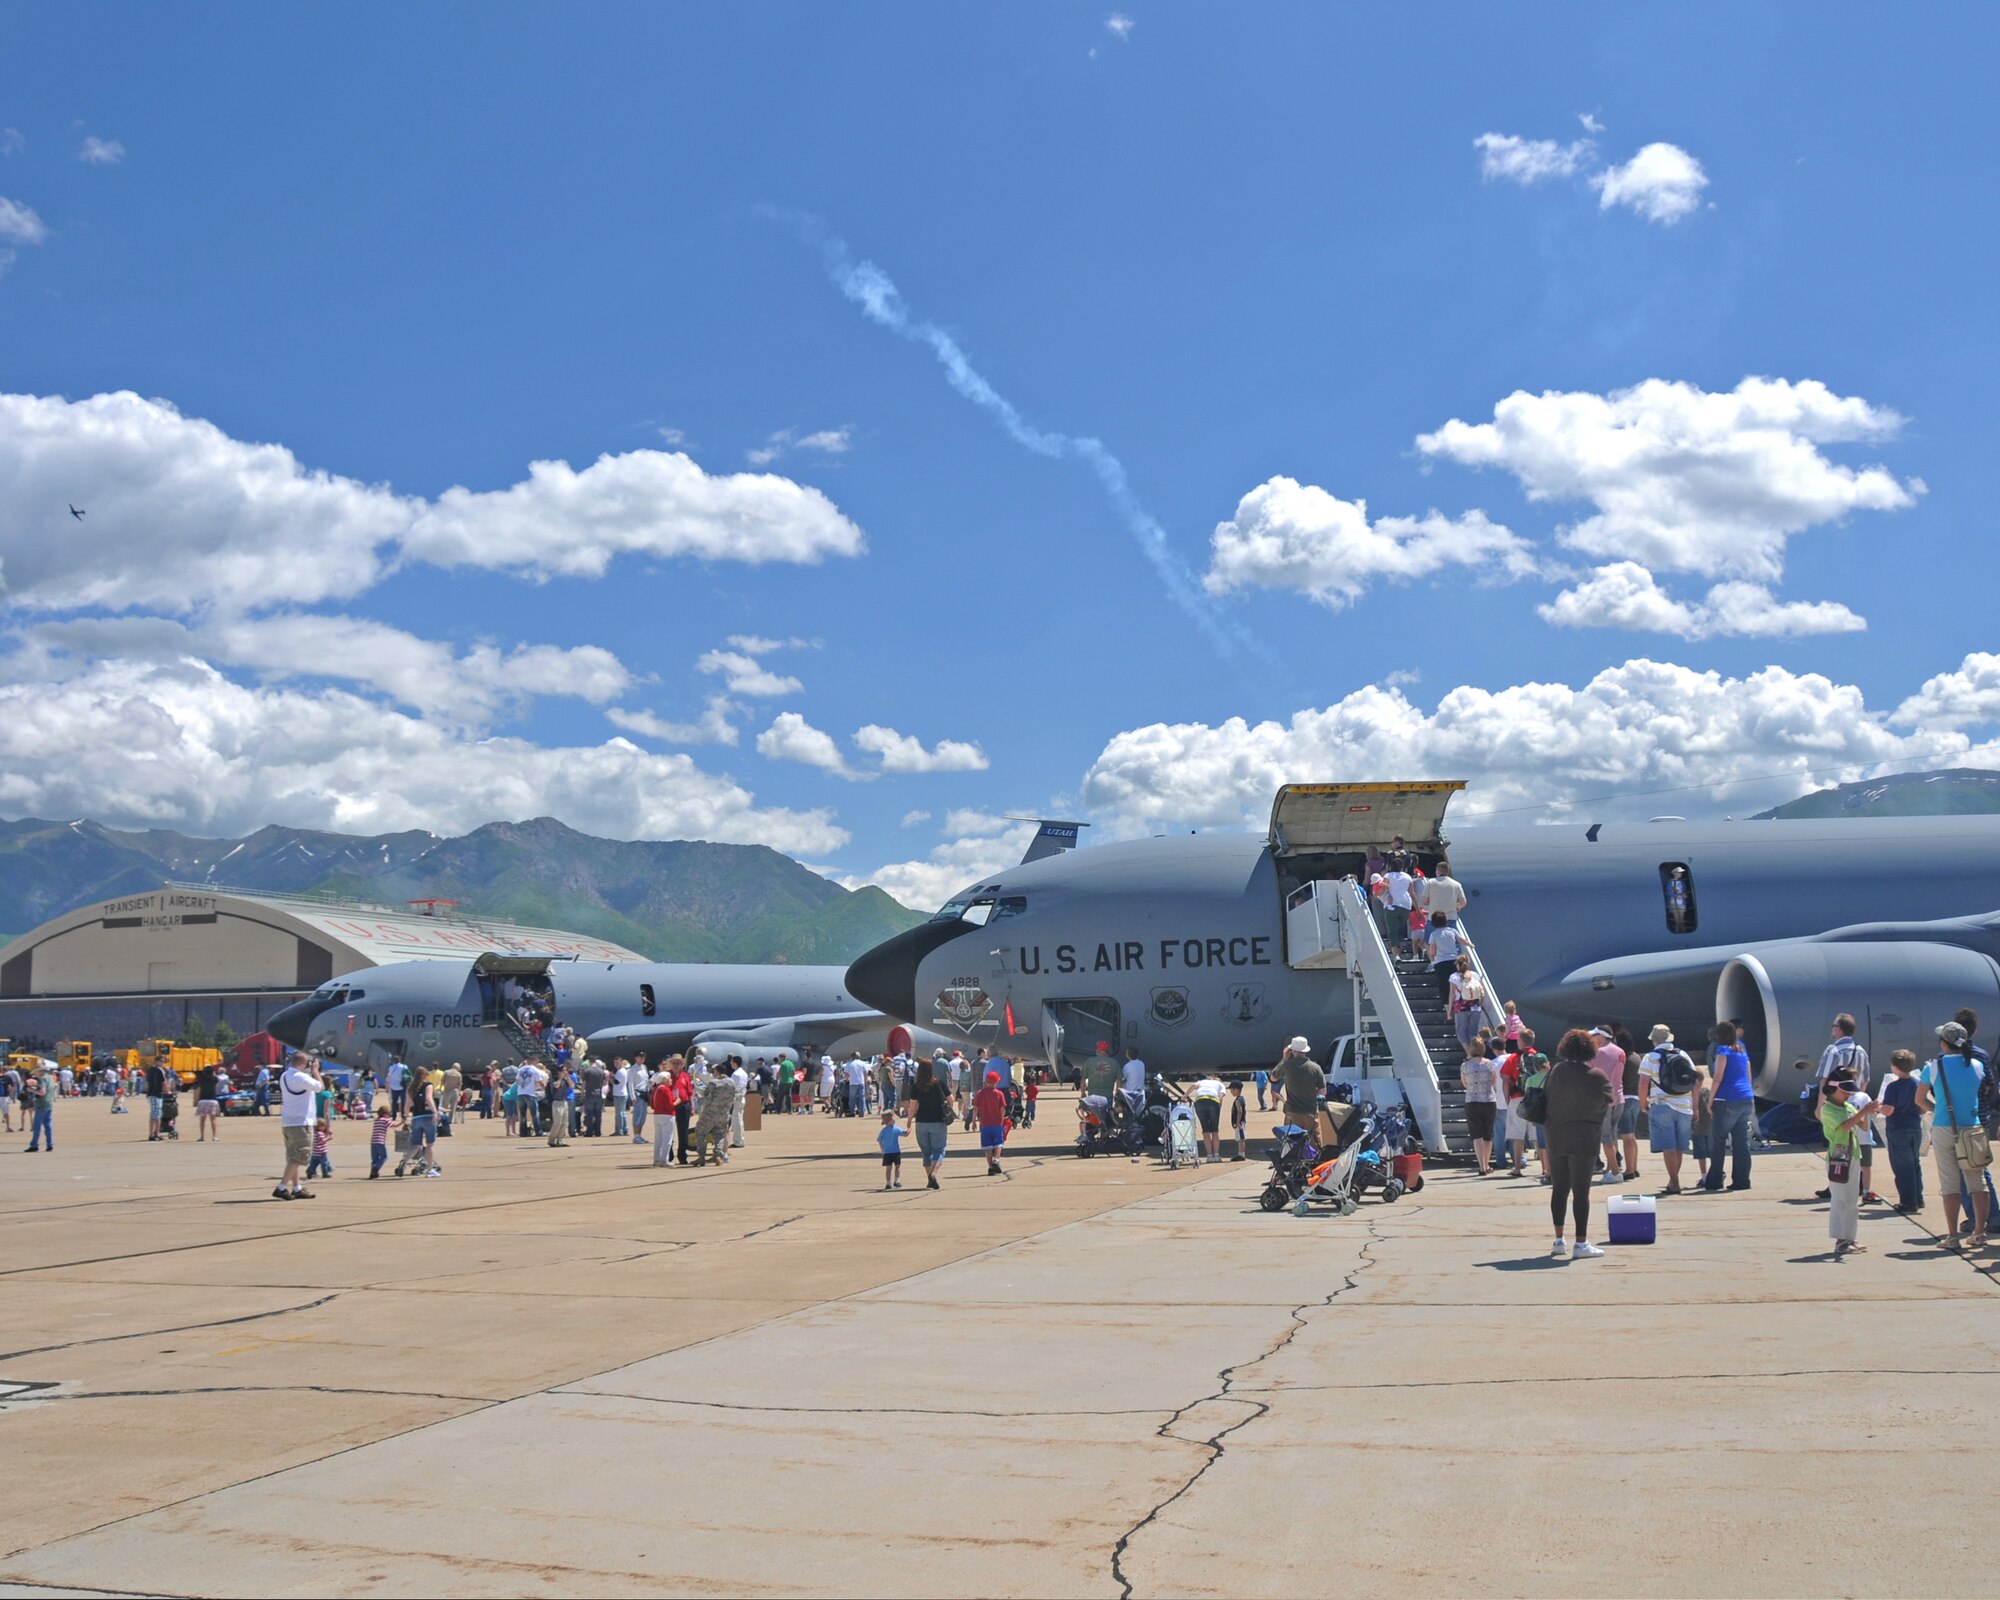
[933,891,1022,926]
[989,896,1027,922]
[932,899,972,923]
[344,989,364,1002]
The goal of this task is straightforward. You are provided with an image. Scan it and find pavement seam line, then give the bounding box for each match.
[0,1290,340,1362]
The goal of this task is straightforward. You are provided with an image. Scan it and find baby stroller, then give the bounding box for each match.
[1164,1102,1199,1169]
[1075,1093,1139,1158]
[1258,1122,1321,1210]
[1345,1104,1419,1203]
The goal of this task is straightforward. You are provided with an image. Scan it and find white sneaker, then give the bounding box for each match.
[1572,1240,1604,1259]
[1549,1238,1569,1258]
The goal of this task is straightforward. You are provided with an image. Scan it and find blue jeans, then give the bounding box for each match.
[632,1099,648,1138]
[1703,1099,1754,1189]
[28,1106,53,1149]
[915,1121,948,1166]
[370,1142,388,1176]
[1885,1124,1924,1210]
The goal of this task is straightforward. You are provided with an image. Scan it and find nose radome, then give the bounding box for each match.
[846,921,976,1022]
[267,995,331,1048]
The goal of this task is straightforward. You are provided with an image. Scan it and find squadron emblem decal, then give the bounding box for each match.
[1221,983,1271,1025]
[1149,985,1192,1028]
[935,977,994,1033]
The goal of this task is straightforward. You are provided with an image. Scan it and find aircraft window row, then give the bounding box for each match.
[1660,862,1697,934]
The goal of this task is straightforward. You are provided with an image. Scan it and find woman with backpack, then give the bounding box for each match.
[1449,955,1485,1051]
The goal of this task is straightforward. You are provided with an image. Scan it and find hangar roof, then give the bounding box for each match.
[0,884,643,999]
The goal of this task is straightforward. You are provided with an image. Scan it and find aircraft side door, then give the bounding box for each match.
[1041,1004,1064,1082]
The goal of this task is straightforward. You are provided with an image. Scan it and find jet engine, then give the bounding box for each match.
[1718,940,2000,1097]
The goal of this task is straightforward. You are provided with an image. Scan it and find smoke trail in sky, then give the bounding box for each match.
[810,230,1248,659]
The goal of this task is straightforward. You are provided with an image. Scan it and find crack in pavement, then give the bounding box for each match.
[1106,1208,1397,1599]
[0,1291,340,1362]
[1240,1364,2000,1395]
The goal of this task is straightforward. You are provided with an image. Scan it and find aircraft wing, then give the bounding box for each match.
[583,1010,889,1057]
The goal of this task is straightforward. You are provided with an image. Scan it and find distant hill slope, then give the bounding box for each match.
[1755,768,2000,820]
[0,816,923,964]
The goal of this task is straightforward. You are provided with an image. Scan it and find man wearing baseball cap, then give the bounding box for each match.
[1272,1036,1326,1131]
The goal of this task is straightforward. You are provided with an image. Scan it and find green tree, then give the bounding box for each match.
[180,1013,213,1049]
[211,1019,237,1053]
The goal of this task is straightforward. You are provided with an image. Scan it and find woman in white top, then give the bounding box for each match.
[1448,954,1485,1051]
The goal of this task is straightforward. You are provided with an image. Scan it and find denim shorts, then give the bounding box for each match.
[915,1122,948,1163]
[1647,1103,1692,1153]
[408,1113,436,1144]
[1616,1098,1641,1137]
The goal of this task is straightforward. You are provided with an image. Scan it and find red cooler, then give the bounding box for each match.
[1392,1151,1424,1188]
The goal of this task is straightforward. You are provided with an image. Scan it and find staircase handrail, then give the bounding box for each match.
[1454,915,1506,1036]
[1328,877,1444,1150]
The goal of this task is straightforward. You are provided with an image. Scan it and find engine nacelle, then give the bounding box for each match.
[1719,941,2000,1098]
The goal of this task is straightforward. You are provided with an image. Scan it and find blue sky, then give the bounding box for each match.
[2,4,1997,906]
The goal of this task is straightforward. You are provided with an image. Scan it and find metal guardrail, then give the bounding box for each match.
[1326,877,1445,1151]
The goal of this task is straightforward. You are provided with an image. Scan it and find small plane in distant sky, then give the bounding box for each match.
[68,504,85,520]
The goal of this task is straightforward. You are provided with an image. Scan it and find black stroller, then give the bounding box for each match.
[1075,1092,1139,1157]
[1257,1100,1364,1211]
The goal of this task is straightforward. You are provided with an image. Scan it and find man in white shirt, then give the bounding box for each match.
[386,1056,408,1117]
[1814,1014,1876,1201]
[730,1057,751,1146]
[1380,868,1415,955]
[275,1056,323,1200]
[514,1060,544,1138]
[1422,862,1466,926]
[844,1053,869,1117]
[611,1059,631,1137]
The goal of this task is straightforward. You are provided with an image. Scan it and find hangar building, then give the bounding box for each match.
[0,885,643,1048]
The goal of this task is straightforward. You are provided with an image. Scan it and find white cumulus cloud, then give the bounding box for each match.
[1203,477,1536,608]
[757,711,865,780]
[1592,141,1709,223]
[1894,655,2000,730]
[1474,133,1594,185]
[900,809,932,828]
[0,656,846,852]
[854,723,990,774]
[1538,562,1866,639]
[0,197,48,245]
[605,697,741,747]
[78,137,126,165]
[844,818,1038,912]
[1416,377,1919,582]
[1105,13,1135,39]
[0,391,866,615]
[698,648,802,697]
[1081,659,1983,829]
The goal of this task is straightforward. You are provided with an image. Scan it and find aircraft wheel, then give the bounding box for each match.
[1259,1185,1289,1213]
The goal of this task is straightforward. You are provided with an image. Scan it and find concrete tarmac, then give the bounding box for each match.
[2,1093,1995,1597]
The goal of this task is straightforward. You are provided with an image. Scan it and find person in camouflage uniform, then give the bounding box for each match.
[692,1060,739,1166]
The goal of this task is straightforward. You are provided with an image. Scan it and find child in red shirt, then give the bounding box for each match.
[975,1070,1009,1176]
[1023,1075,1039,1128]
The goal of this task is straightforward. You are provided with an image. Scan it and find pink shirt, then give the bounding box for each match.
[1590,1043,1626,1105]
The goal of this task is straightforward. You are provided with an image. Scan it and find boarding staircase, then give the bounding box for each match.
[1285,877,1487,1157]
[495,1012,553,1065]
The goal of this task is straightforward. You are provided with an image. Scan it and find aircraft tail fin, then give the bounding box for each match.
[1020,819,1087,865]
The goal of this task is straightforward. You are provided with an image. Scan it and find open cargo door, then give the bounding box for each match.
[1268,781,1466,856]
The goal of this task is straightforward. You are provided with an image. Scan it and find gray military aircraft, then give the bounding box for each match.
[844,781,2000,1105]
[264,823,1093,1072]
[265,952,958,1072]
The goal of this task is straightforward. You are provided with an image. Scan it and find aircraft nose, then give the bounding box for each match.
[846,921,976,1021]
[267,995,331,1049]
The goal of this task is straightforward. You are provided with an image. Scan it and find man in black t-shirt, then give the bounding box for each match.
[145,1062,168,1141]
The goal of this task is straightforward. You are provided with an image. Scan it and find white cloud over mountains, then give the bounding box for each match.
[757,711,862,780]
[1079,658,1983,831]
[0,656,847,853]
[1416,377,1917,583]
[0,391,866,614]
[1203,477,1536,608]
[1895,655,2000,731]
[854,724,989,773]
[1538,562,1865,640]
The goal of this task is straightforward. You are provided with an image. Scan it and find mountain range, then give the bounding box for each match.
[1752,767,2000,820]
[0,816,925,964]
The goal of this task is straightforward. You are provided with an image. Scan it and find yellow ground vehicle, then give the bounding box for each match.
[57,1040,94,1072]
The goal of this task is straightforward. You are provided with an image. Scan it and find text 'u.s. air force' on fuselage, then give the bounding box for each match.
[843,781,2000,1108]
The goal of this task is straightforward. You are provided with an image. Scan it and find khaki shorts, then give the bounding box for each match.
[1932,1129,1990,1192]
[282,1124,313,1164]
